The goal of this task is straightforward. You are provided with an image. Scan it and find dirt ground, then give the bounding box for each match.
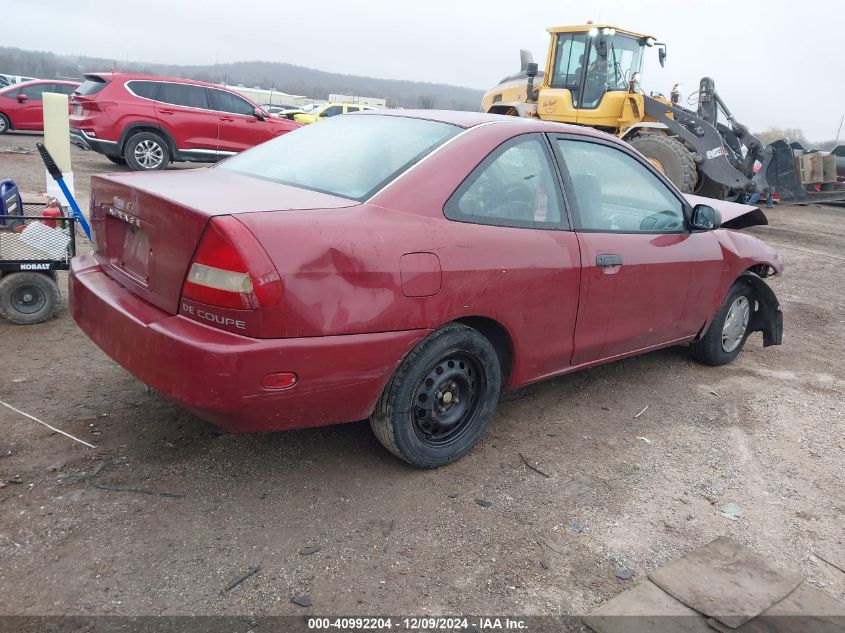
[1,131,844,620]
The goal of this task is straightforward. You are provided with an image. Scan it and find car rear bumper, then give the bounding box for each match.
[70,129,120,156]
[70,253,429,433]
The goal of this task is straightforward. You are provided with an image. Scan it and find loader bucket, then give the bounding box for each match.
[764,139,805,202]
[760,139,845,204]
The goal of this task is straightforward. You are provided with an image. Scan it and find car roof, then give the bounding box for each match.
[358,109,612,139]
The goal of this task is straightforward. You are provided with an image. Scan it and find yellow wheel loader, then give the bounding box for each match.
[482,24,845,203]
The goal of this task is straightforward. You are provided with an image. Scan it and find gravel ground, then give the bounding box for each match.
[0,132,843,619]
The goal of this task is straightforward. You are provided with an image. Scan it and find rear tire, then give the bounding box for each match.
[370,324,502,468]
[629,134,697,193]
[0,272,60,325]
[690,281,755,366]
[124,131,170,171]
[0,113,10,135]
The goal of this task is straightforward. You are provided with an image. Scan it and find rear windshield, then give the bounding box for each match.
[217,115,461,201]
[74,76,109,96]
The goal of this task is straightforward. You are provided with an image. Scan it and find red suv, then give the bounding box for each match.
[69,73,301,170]
[0,80,80,134]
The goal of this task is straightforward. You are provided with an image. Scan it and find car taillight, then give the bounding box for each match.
[182,216,282,310]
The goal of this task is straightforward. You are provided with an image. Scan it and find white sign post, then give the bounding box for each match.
[42,92,74,209]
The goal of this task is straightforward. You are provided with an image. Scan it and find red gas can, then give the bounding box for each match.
[42,198,63,229]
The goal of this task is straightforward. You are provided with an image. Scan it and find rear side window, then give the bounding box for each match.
[75,76,109,96]
[445,135,564,228]
[127,80,160,100]
[209,89,254,116]
[157,83,209,110]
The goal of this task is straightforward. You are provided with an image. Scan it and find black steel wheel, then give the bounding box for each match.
[412,352,485,446]
[0,272,60,325]
[371,324,502,468]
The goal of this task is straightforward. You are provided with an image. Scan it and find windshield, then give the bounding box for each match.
[582,34,644,108]
[217,114,461,201]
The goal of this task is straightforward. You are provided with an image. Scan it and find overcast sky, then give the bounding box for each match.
[6,0,843,141]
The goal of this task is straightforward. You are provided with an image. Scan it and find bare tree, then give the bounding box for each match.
[417,95,435,109]
[756,127,810,147]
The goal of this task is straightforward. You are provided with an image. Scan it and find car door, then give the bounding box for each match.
[443,134,582,378]
[13,83,51,129]
[209,88,271,153]
[552,135,725,365]
[154,82,219,153]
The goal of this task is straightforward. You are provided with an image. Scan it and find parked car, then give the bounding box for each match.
[293,102,375,124]
[69,73,301,170]
[0,74,39,86]
[70,111,783,467]
[273,102,321,120]
[0,80,80,135]
[264,104,302,116]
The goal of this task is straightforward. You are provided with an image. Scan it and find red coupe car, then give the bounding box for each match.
[0,80,80,134]
[70,111,783,467]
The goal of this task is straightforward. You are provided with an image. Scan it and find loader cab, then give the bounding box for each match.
[540,25,652,129]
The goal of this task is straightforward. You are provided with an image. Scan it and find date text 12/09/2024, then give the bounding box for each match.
[307,617,528,630]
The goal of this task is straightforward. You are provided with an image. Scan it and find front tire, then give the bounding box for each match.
[690,281,755,366]
[0,273,60,325]
[0,113,10,135]
[370,324,502,468]
[124,131,170,171]
[629,134,697,193]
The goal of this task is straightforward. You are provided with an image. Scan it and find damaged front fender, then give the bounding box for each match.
[739,271,783,347]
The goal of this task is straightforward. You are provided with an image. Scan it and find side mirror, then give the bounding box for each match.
[658,46,667,68]
[17,93,28,103]
[253,107,266,121]
[526,62,539,102]
[690,204,720,230]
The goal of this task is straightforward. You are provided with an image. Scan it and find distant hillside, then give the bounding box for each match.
[0,46,484,111]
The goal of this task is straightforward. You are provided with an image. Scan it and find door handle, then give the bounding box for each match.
[596,254,623,267]
[158,109,173,115]
[220,116,235,122]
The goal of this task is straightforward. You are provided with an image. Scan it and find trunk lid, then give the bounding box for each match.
[89,167,356,314]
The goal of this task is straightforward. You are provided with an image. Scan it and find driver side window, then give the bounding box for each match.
[445,135,563,229]
[556,139,686,232]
